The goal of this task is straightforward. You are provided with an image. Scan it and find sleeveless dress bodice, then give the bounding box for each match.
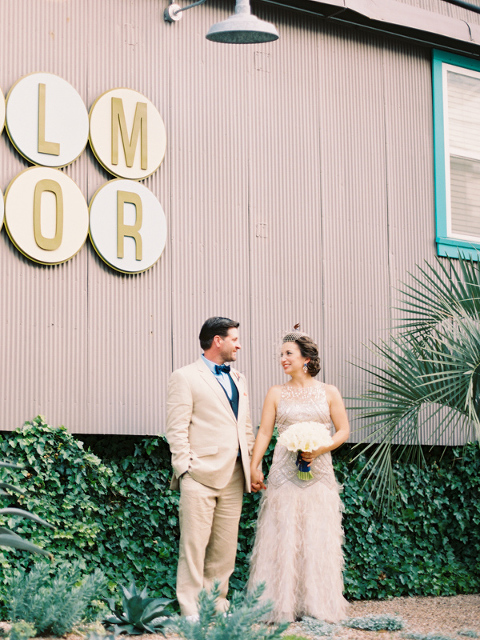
[276,382,330,428]
[267,383,337,490]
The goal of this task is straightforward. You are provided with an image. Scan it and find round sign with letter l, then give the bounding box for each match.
[6,73,89,168]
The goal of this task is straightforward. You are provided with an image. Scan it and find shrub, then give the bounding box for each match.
[169,581,289,640]
[403,634,457,640]
[300,617,337,636]
[9,560,107,636]
[343,614,404,631]
[9,621,36,640]
[0,417,178,605]
[0,460,54,558]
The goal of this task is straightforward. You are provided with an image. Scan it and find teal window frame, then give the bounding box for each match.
[433,49,480,259]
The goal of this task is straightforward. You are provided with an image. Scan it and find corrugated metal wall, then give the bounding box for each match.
[0,0,469,442]
[397,0,480,19]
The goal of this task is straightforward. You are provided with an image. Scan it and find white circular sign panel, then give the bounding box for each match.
[89,88,167,180]
[5,167,89,264]
[89,179,167,274]
[6,73,89,167]
[0,87,5,136]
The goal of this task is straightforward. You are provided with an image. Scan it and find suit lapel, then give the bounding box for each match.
[195,358,235,417]
[230,368,244,423]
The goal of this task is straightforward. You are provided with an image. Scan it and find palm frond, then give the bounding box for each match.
[396,253,480,337]
[350,255,480,505]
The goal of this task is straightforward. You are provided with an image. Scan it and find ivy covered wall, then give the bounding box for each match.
[0,417,478,610]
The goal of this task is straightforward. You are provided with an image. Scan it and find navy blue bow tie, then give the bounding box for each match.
[214,364,231,375]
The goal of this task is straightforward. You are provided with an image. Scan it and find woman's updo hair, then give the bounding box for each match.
[282,331,321,377]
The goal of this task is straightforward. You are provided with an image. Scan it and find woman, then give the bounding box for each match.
[248,330,350,623]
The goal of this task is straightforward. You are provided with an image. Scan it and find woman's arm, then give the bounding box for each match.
[301,384,350,464]
[250,386,281,491]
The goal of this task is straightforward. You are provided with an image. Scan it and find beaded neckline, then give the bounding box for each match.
[281,382,325,399]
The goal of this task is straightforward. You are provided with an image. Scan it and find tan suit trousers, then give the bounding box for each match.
[177,459,245,616]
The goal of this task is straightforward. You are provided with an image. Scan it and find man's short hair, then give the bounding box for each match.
[199,317,240,351]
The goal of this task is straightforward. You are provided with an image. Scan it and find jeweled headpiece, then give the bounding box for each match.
[282,326,307,343]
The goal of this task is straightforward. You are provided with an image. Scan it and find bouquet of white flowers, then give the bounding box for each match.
[278,421,333,480]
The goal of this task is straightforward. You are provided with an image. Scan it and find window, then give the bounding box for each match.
[433,49,480,258]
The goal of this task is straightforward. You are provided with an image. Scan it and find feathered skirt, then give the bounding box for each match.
[247,451,348,623]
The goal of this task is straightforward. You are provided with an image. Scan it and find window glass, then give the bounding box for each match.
[433,51,480,258]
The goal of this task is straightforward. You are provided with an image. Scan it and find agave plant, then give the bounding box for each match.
[0,460,54,557]
[103,581,172,635]
[351,253,480,502]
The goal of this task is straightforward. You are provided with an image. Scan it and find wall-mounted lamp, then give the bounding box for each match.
[164,0,207,23]
[164,0,279,44]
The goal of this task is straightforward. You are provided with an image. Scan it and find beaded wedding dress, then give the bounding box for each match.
[248,382,348,623]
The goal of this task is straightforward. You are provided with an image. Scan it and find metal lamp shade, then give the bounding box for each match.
[206,0,278,43]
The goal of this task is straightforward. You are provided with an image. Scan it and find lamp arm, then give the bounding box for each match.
[164,0,207,21]
[174,0,207,14]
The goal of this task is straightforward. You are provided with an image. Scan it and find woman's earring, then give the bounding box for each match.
[303,362,308,373]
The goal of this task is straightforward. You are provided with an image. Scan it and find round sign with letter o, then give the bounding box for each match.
[4,167,89,264]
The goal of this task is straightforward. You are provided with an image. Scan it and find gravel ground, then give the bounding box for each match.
[286,594,480,639]
[2,594,479,640]
[161,594,480,639]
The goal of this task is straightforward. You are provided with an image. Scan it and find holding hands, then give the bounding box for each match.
[251,467,266,492]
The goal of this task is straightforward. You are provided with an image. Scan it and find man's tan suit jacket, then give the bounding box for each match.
[166,358,255,492]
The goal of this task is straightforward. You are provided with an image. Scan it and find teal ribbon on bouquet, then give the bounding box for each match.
[296,451,314,481]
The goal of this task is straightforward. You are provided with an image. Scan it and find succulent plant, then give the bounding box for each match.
[0,460,54,558]
[103,581,172,635]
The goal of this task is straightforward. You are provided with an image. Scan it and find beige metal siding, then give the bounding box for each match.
[396,0,480,19]
[247,14,324,421]
[0,0,470,442]
[0,0,91,433]
[318,25,391,405]
[167,3,250,376]
[84,0,173,434]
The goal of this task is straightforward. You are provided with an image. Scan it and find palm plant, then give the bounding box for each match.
[0,460,54,557]
[351,253,480,501]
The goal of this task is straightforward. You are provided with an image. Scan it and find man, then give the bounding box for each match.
[166,317,257,617]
